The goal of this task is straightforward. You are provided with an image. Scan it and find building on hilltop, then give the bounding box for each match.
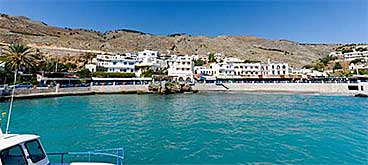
[343,51,368,60]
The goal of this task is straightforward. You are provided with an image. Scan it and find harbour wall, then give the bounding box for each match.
[193,83,368,96]
[1,82,367,101]
[91,85,148,94]
[13,87,91,95]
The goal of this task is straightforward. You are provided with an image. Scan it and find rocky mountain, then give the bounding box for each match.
[0,13,342,67]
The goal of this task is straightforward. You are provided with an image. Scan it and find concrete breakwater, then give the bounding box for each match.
[92,85,148,94]
[1,87,94,100]
[0,82,367,101]
[192,82,368,96]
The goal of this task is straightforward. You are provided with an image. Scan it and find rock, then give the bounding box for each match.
[181,84,192,92]
[165,83,181,94]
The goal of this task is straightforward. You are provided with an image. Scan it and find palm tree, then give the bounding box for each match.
[2,44,38,72]
[1,44,38,133]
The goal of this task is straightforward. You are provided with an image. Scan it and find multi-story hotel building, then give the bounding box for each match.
[95,54,137,73]
[194,58,289,80]
[167,55,194,82]
[344,51,368,60]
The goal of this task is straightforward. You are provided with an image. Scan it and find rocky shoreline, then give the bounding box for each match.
[148,82,198,94]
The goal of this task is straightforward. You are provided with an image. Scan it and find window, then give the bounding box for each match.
[25,140,46,163]
[0,145,27,165]
[348,86,359,90]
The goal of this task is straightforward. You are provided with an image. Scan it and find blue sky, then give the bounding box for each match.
[0,0,367,43]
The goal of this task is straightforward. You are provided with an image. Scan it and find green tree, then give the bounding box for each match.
[77,69,92,78]
[350,58,364,64]
[83,52,96,64]
[313,62,325,71]
[333,62,343,71]
[319,55,336,66]
[142,69,154,77]
[303,64,314,69]
[1,44,38,133]
[193,59,204,66]
[208,53,216,62]
[1,44,38,73]
[92,72,135,78]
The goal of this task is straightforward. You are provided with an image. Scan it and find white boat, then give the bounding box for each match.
[0,128,124,165]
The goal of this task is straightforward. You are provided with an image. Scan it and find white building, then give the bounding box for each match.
[329,51,343,58]
[194,58,290,80]
[349,63,368,71]
[85,64,97,72]
[138,50,160,60]
[233,63,262,77]
[223,57,243,63]
[167,55,194,82]
[264,60,289,76]
[89,51,165,77]
[344,51,368,60]
[95,54,137,73]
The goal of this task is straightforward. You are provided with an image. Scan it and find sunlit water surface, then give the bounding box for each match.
[0,93,367,164]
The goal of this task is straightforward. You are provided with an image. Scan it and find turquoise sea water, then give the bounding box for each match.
[0,93,367,164]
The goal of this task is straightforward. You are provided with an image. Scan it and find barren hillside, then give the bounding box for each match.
[0,13,342,67]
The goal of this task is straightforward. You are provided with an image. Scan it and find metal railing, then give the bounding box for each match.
[48,148,124,165]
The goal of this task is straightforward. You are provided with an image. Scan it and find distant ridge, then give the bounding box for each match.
[0,13,344,67]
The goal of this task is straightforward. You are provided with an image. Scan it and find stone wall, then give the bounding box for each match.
[91,85,148,93]
[192,84,227,91]
[13,87,91,95]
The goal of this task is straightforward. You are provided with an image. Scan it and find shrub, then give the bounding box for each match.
[165,82,179,86]
[193,59,205,66]
[350,58,364,64]
[208,53,216,62]
[142,69,154,77]
[77,69,92,78]
[333,62,342,70]
[92,72,135,78]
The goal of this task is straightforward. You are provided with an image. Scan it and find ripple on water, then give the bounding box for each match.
[0,93,367,164]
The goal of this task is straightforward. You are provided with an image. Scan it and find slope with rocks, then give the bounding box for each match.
[0,13,342,67]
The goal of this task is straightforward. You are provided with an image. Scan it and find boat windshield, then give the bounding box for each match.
[24,139,46,163]
[0,145,27,165]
